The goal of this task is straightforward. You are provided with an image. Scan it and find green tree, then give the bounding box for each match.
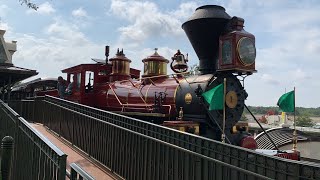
[296,114,314,127]
[19,0,38,10]
[186,64,200,77]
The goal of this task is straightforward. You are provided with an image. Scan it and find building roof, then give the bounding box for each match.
[11,77,57,92]
[0,64,38,86]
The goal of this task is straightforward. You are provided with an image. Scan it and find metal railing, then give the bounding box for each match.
[43,101,271,180]
[9,96,320,180]
[67,163,95,180]
[7,98,44,124]
[0,99,67,180]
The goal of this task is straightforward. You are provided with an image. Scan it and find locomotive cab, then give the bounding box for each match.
[62,63,112,106]
[61,51,140,107]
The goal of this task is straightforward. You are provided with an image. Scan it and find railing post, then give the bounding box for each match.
[58,154,67,180]
[1,136,14,180]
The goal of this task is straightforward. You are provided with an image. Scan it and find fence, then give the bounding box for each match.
[9,96,320,180]
[0,99,67,180]
[66,163,95,180]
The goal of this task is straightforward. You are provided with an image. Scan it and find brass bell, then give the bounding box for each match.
[170,50,188,73]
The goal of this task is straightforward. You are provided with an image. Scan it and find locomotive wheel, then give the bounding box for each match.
[205,73,247,142]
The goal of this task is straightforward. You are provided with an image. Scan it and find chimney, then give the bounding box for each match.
[182,5,231,74]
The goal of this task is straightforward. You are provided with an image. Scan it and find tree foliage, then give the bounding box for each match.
[245,106,280,115]
[19,0,38,10]
[296,114,314,127]
[185,64,200,77]
[245,106,320,117]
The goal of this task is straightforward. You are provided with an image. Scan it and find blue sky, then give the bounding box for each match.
[0,0,320,107]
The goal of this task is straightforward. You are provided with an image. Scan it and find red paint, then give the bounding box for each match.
[240,136,258,150]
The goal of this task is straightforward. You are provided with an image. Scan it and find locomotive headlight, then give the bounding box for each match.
[237,37,256,66]
[221,39,232,65]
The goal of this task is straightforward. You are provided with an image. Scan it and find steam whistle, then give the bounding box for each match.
[170,50,188,73]
[105,45,110,63]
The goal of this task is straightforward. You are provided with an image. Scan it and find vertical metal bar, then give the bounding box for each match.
[293,87,297,151]
[1,136,14,180]
[58,154,67,180]
[143,138,148,180]
[2,81,5,100]
[7,76,11,101]
[70,168,77,180]
[222,78,226,143]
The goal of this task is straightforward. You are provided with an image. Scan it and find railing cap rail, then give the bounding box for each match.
[18,116,66,156]
[70,163,95,180]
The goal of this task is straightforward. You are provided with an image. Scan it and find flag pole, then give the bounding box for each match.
[293,87,297,151]
[282,88,286,125]
[221,78,226,143]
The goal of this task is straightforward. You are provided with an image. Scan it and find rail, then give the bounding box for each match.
[66,163,95,180]
[9,96,320,180]
[0,99,67,180]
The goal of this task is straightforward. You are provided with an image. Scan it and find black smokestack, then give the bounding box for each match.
[182,5,231,74]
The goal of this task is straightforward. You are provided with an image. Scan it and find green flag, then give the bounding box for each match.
[277,90,294,112]
[202,83,224,110]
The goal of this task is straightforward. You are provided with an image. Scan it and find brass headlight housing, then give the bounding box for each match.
[237,37,256,66]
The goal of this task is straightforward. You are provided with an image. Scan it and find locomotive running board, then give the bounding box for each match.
[112,111,169,117]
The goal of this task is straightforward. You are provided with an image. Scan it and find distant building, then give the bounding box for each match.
[0,29,38,101]
[0,30,17,64]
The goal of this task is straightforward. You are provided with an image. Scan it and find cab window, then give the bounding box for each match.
[76,73,81,91]
[85,71,94,92]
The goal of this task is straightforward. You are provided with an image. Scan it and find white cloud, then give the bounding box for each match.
[0,22,10,31]
[0,4,9,17]
[110,0,184,44]
[72,7,88,18]
[260,74,280,85]
[171,2,198,20]
[46,19,89,46]
[26,2,55,15]
[13,19,103,79]
[290,69,311,82]
[263,9,319,32]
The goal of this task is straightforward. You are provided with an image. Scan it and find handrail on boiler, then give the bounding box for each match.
[108,84,152,112]
[107,83,172,116]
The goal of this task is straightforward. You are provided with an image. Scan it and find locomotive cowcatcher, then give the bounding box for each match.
[58,5,259,149]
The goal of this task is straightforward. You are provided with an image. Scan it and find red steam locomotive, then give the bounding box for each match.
[51,5,258,148]
[10,5,303,160]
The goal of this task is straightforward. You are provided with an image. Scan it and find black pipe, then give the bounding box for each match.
[244,104,279,151]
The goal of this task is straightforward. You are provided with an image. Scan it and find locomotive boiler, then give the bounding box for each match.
[50,5,258,148]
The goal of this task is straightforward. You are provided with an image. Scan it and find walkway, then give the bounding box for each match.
[31,123,118,180]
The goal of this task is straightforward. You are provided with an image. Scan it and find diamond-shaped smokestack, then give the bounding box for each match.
[182,5,231,74]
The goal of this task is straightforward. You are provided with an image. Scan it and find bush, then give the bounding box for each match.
[239,113,248,121]
[296,114,314,127]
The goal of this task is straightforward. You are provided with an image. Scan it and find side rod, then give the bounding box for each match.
[244,104,279,151]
